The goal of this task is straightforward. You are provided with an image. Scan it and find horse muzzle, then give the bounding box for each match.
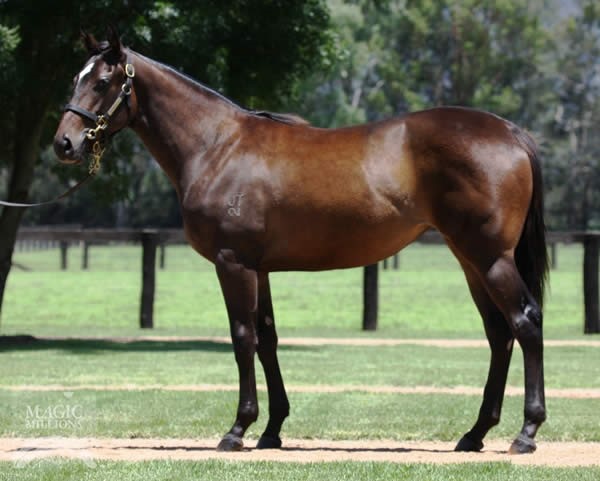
[53,132,86,164]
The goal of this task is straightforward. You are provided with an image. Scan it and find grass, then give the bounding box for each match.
[1,390,599,442]
[0,339,599,389]
[1,460,599,481]
[1,243,594,339]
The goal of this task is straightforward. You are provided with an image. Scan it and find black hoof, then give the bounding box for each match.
[455,435,484,452]
[216,433,244,452]
[508,435,537,454]
[256,434,282,449]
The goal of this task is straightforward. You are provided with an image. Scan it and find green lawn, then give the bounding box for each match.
[1,460,599,481]
[0,339,598,389]
[1,390,599,442]
[1,243,593,339]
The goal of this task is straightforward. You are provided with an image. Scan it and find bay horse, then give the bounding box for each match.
[53,30,548,455]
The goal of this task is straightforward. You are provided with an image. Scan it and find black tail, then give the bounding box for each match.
[512,127,549,308]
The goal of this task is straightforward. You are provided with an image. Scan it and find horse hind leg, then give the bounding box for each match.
[255,272,290,449]
[452,257,515,452]
[451,246,546,454]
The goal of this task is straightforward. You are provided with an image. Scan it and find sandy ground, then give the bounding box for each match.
[1,437,599,467]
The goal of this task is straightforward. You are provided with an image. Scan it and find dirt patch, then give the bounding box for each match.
[1,437,599,467]
[3,383,600,399]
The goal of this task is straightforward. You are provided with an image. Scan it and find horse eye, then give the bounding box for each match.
[94,78,110,92]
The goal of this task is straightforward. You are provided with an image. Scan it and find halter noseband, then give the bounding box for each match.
[64,61,135,174]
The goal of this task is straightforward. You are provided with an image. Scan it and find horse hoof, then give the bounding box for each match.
[454,435,483,452]
[216,434,244,452]
[256,435,282,449]
[508,435,536,454]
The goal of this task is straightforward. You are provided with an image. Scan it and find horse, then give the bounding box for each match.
[53,29,548,455]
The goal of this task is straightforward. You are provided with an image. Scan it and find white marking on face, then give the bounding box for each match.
[77,61,95,87]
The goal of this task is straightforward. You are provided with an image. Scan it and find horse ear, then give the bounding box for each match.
[107,24,122,54]
[81,30,99,54]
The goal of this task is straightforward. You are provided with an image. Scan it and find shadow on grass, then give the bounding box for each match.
[0,335,314,354]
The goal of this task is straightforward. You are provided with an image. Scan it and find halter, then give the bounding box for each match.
[64,61,135,174]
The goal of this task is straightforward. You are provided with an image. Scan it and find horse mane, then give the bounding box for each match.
[250,111,310,126]
[125,50,310,126]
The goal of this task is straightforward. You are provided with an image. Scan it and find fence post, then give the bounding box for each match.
[159,244,166,269]
[60,242,68,270]
[362,264,379,331]
[82,242,90,270]
[393,253,400,270]
[140,231,158,329]
[583,235,600,334]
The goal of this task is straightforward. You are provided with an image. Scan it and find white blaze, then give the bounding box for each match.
[77,61,95,86]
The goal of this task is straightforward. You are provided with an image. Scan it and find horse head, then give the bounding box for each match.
[53,26,137,167]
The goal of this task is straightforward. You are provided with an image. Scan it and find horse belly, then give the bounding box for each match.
[261,213,427,271]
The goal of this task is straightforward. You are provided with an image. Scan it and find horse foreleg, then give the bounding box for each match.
[255,272,290,449]
[215,249,259,451]
[454,262,514,452]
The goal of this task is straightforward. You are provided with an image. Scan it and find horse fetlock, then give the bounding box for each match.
[525,402,547,425]
[487,410,502,429]
[238,401,259,426]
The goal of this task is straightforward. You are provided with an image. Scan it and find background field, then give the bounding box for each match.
[0,242,589,338]
[1,243,598,480]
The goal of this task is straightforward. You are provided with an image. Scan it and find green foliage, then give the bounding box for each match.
[80,0,335,108]
[542,0,600,229]
[293,0,548,126]
[0,24,19,162]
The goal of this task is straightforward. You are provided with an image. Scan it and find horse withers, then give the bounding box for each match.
[53,29,548,454]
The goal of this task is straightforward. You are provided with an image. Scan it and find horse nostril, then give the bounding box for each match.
[62,135,73,155]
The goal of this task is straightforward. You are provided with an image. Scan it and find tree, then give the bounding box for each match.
[543,0,600,229]
[0,0,333,317]
[294,0,549,128]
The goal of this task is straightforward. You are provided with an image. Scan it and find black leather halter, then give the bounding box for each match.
[64,60,136,169]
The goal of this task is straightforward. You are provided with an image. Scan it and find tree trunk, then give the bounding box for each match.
[0,116,46,320]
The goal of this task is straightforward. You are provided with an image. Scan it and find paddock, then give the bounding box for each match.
[1,244,599,478]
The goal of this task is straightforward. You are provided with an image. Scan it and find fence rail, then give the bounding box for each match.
[14,227,600,334]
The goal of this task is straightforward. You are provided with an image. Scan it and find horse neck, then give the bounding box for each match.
[128,51,242,194]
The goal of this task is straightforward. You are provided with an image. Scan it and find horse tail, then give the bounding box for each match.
[511,126,549,308]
